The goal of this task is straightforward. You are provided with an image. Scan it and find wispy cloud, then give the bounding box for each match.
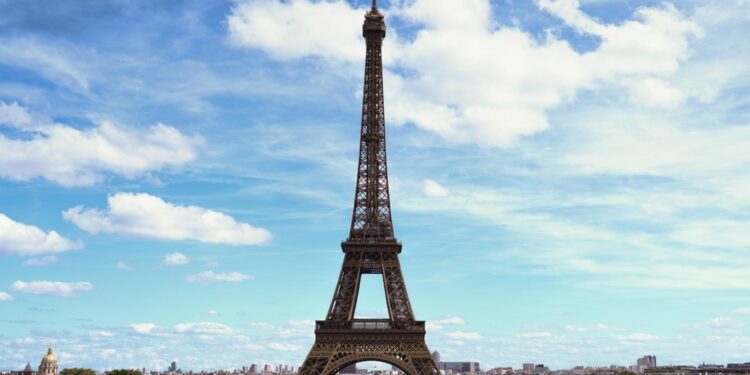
[115,261,133,271]
[21,256,60,267]
[186,271,253,284]
[9,281,94,297]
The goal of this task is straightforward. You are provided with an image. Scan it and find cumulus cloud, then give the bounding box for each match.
[0,101,203,186]
[63,192,272,245]
[130,323,156,334]
[0,291,15,301]
[186,271,253,283]
[0,214,82,256]
[164,252,189,266]
[9,281,94,297]
[115,261,133,271]
[227,0,365,61]
[21,256,60,267]
[227,0,700,147]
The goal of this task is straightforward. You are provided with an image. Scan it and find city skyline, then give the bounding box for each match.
[2,0,750,371]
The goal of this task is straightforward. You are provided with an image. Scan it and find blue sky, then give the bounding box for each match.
[1,0,750,371]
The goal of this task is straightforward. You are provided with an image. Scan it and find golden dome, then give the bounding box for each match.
[41,347,57,364]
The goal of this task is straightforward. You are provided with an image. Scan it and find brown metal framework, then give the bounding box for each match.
[298,3,439,375]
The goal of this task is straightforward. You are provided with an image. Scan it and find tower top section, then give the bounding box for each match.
[347,2,393,243]
[363,0,385,37]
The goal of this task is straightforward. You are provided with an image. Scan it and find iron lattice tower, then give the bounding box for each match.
[298,2,440,375]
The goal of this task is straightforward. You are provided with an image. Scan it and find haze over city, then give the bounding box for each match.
[1,0,750,372]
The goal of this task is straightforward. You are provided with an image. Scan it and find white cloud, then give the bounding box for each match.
[612,333,660,341]
[63,192,272,245]
[228,0,700,147]
[174,322,237,335]
[130,323,156,334]
[227,0,365,61]
[267,343,303,352]
[21,256,60,267]
[89,331,115,337]
[732,308,750,315]
[445,330,483,340]
[186,271,253,283]
[423,179,448,197]
[624,77,686,108]
[694,317,745,330]
[248,322,275,330]
[203,310,220,316]
[164,252,189,266]
[516,331,553,338]
[432,316,465,325]
[0,214,82,256]
[0,291,14,301]
[562,113,750,177]
[0,101,203,186]
[115,261,133,271]
[0,101,35,126]
[9,281,94,297]
[564,323,619,332]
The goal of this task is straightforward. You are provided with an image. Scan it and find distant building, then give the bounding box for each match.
[439,362,480,373]
[523,364,535,373]
[487,367,512,375]
[534,365,549,373]
[698,364,725,371]
[727,363,750,371]
[341,365,357,374]
[11,363,36,375]
[432,352,441,364]
[638,356,657,368]
[250,364,258,373]
[11,346,58,375]
[263,364,272,373]
[169,362,178,372]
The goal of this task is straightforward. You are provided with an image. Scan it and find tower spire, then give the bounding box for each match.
[349,0,390,242]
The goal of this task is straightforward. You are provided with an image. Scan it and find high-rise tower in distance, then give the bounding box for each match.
[297,2,440,375]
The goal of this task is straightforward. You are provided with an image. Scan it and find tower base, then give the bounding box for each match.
[299,320,439,375]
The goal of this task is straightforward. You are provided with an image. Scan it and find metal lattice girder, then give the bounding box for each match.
[299,326,439,375]
[348,0,393,243]
[299,3,439,375]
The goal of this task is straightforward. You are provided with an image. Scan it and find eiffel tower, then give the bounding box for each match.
[298,2,440,375]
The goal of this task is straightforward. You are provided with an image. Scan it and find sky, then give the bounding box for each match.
[1,0,750,371]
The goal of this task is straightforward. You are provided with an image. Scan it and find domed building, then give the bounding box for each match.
[38,347,58,375]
